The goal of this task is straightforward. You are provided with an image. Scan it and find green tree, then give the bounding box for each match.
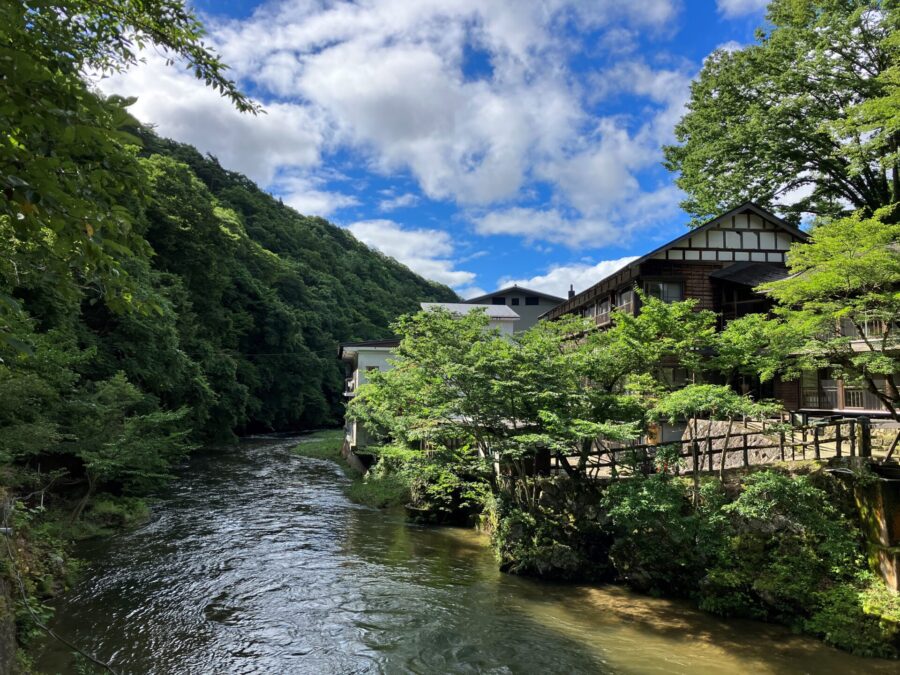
[66,372,192,521]
[653,384,780,497]
[664,0,900,224]
[761,212,900,420]
[1,0,255,325]
[349,308,641,493]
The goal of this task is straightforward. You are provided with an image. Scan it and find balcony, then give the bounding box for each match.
[344,377,357,398]
[801,385,887,412]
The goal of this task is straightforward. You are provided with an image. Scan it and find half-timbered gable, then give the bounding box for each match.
[543,202,808,325]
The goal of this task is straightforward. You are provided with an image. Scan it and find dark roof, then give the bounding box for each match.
[465,284,565,304]
[545,201,808,319]
[708,262,790,287]
[338,338,400,359]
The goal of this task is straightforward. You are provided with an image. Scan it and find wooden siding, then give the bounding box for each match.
[638,260,725,312]
[545,203,808,322]
[774,378,800,412]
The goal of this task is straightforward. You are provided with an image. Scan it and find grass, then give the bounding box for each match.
[346,473,411,509]
[292,429,344,462]
[293,430,411,509]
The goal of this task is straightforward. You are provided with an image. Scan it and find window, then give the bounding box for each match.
[644,280,684,303]
[525,296,539,306]
[596,299,610,324]
[616,288,633,314]
[511,297,520,306]
[659,367,688,389]
[492,297,506,305]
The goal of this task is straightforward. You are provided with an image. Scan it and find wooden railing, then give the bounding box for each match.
[551,417,873,480]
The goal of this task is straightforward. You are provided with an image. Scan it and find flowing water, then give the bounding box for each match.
[36,436,898,674]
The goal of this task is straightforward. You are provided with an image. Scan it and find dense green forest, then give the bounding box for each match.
[0,3,457,665]
[2,128,457,485]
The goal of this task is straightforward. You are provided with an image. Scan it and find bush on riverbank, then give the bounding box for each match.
[485,467,900,658]
[489,476,612,580]
[292,434,414,510]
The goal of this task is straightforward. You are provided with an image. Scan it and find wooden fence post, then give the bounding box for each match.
[849,419,857,457]
[779,431,785,461]
[814,425,821,460]
[835,422,843,458]
[859,417,871,458]
[802,427,807,460]
[742,433,749,468]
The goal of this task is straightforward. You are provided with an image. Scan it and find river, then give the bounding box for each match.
[36,435,898,674]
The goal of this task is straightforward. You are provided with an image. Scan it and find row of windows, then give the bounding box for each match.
[491,296,540,306]
[578,281,684,320]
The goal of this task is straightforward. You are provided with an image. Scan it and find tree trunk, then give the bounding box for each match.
[69,473,95,525]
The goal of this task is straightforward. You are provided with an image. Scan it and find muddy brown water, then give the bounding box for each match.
[35,435,898,674]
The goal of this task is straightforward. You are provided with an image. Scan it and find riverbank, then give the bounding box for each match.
[0,483,158,673]
[34,436,900,674]
[320,438,900,660]
[293,430,411,509]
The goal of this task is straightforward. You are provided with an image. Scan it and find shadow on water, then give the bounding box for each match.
[35,437,898,674]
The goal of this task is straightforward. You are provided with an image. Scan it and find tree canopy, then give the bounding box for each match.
[760,212,900,419]
[664,0,900,225]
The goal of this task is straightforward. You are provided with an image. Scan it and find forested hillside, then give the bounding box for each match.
[3,129,457,463]
[0,4,457,663]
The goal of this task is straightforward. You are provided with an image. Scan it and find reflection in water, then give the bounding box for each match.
[36,437,896,674]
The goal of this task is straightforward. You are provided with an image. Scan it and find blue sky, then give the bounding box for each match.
[98,0,772,298]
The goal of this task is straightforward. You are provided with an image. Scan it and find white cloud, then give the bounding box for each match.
[715,40,746,54]
[473,183,682,248]
[93,0,692,248]
[716,0,769,19]
[272,173,359,216]
[458,286,487,299]
[347,219,476,288]
[94,53,325,186]
[379,192,420,212]
[500,256,638,297]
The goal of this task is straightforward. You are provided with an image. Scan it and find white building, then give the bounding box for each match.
[339,303,521,463]
[338,338,400,466]
[420,302,520,334]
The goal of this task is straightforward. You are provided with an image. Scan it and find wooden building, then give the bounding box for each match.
[542,202,897,421]
[544,202,806,325]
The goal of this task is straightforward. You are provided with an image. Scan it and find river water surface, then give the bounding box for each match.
[37,436,898,674]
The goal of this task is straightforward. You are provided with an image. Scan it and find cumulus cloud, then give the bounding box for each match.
[716,0,769,19]
[473,182,682,248]
[95,53,324,186]
[500,256,638,297]
[87,0,708,262]
[272,172,359,216]
[347,219,476,288]
[378,192,420,212]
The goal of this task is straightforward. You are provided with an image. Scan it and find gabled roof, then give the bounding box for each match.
[465,284,565,304]
[547,201,808,318]
[421,302,520,319]
[338,338,400,360]
[628,201,807,269]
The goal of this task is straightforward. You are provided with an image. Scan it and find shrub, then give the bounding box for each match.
[602,474,723,595]
[492,477,611,580]
[698,470,862,622]
[805,576,900,658]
